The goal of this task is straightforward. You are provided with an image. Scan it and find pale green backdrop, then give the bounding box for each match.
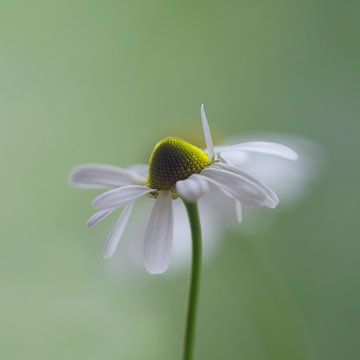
[1,0,359,359]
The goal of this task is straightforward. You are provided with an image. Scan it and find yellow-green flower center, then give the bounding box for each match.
[148,137,211,190]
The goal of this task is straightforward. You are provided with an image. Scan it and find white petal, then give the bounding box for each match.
[235,137,319,204]
[176,174,209,202]
[86,208,115,228]
[93,185,153,210]
[103,203,134,259]
[69,164,140,189]
[212,145,227,153]
[127,164,149,181]
[144,191,174,274]
[235,200,242,223]
[219,150,249,165]
[201,104,215,160]
[214,162,279,205]
[221,141,298,160]
[201,166,278,208]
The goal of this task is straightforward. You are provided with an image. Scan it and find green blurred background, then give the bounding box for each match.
[1,0,359,359]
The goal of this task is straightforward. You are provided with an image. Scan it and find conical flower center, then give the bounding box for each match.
[148,137,211,190]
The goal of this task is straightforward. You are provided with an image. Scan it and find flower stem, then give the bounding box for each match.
[183,201,202,360]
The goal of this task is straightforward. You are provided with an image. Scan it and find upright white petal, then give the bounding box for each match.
[93,185,153,210]
[176,174,209,202]
[235,200,243,223]
[221,141,298,160]
[86,208,115,228]
[103,203,134,259]
[144,191,174,274]
[201,104,215,160]
[69,164,140,189]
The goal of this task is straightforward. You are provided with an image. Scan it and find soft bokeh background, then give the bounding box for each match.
[1,0,359,359]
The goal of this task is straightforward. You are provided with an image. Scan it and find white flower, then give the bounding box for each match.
[69,105,298,275]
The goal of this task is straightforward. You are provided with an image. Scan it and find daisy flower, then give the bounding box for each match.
[69,105,298,275]
[105,135,316,276]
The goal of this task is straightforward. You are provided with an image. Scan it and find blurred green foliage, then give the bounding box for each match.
[0,0,359,359]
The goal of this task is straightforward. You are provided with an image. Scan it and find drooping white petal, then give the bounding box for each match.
[201,165,278,208]
[200,104,215,160]
[103,203,134,259]
[236,137,319,204]
[221,141,298,160]
[86,208,115,228]
[176,174,209,202]
[69,164,140,189]
[214,162,279,205]
[93,185,153,210]
[144,191,173,274]
[235,200,242,223]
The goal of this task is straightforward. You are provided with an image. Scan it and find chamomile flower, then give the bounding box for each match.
[69,105,298,274]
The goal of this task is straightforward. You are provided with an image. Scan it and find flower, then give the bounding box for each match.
[69,105,298,274]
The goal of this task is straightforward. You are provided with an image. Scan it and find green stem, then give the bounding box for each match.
[183,201,202,360]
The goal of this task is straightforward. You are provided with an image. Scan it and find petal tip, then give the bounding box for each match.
[144,263,169,275]
[268,198,279,208]
[200,103,214,159]
[67,167,80,187]
[103,252,112,260]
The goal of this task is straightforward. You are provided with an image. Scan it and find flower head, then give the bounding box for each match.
[148,137,211,190]
[69,105,298,274]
